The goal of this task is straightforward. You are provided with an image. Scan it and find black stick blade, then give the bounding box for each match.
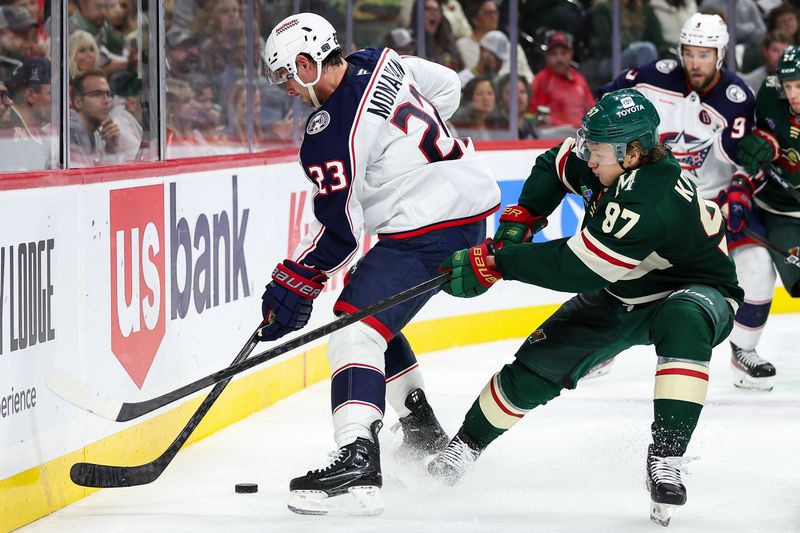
[70,462,161,488]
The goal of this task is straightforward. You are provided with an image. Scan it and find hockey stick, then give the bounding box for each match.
[48,273,449,424]
[69,327,261,488]
[764,165,800,204]
[741,226,800,269]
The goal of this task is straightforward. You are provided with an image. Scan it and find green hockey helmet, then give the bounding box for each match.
[777,45,800,83]
[576,88,660,164]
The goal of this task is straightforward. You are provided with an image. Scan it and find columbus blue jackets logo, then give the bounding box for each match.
[655,59,678,74]
[726,85,747,104]
[660,131,713,176]
[306,111,330,135]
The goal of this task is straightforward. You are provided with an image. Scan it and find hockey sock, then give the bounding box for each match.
[730,245,776,350]
[650,299,713,457]
[462,360,562,449]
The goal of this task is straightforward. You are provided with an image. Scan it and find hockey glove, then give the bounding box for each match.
[737,129,779,176]
[259,260,326,341]
[494,204,548,246]
[440,239,502,298]
[720,173,762,233]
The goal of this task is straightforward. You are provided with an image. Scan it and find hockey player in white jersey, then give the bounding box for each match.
[600,13,776,391]
[262,13,500,516]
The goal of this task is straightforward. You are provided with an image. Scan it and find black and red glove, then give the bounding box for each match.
[259,260,326,341]
[494,204,547,245]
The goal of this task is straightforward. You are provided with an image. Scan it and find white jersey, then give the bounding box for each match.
[601,59,756,199]
[293,47,500,274]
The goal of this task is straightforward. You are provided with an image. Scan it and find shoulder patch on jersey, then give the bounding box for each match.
[767,117,776,130]
[306,111,331,135]
[655,59,678,74]
[726,85,747,104]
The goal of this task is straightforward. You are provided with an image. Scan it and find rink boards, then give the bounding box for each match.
[1,141,798,532]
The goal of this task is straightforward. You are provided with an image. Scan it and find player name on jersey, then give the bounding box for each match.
[366,58,405,120]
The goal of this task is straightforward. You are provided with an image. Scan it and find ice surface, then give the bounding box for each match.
[19,314,800,533]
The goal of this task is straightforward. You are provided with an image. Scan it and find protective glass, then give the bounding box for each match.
[575,128,622,165]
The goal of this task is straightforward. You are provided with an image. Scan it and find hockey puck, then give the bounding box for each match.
[235,483,258,494]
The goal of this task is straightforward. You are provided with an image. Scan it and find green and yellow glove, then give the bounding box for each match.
[494,204,547,246]
[737,129,779,176]
[440,239,502,298]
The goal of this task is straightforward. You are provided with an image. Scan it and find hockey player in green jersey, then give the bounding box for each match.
[428,89,744,527]
[729,46,800,384]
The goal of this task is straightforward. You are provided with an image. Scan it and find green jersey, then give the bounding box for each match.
[495,138,744,307]
[754,78,800,217]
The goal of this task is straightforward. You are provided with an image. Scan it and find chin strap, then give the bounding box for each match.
[308,84,322,108]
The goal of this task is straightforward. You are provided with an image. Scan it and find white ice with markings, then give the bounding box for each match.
[20,314,800,533]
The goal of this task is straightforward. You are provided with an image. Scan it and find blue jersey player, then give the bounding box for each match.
[262,12,501,515]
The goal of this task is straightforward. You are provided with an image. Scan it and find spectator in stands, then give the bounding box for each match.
[193,0,244,75]
[165,27,200,82]
[108,69,143,162]
[190,77,223,143]
[68,30,100,79]
[5,56,51,142]
[650,0,698,51]
[740,30,793,91]
[226,80,265,147]
[458,30,507,87]
[450,76,504,140]
[384,27,416,55]
[699,0,766,46]
[768,3,800,43]
[590,0,664,80]
[69,0,120,54]
[69,0,130,75]
[107,0,135,40]
[496,73,538,139]
[530,31,595,131]
[69,68,121,167]
[165,78,207,157]
[456,0,533,82]
[0,80,12,125]
[410,0,463,71]
[0,5,37,79]
[441,0,472,40]
[0,56,51,170]
[6,0,48,56]
[457,0,499,68]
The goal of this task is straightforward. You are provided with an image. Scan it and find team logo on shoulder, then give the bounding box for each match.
[655,59,678,74]
[526,329,547,344]
[306,111,330,135]
[726,85,747,104]
[699,110,711,125]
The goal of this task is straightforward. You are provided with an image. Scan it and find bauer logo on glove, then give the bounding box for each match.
[440,239,502,298]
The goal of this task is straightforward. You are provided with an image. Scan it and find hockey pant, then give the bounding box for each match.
[329,220,487,447]
[461,286,734,457]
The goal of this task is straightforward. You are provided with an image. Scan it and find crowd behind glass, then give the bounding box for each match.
[0,0,797,172]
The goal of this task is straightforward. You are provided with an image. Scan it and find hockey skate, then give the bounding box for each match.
[731,342,776,391]
[426,428,483,485]
[645,445,689,527]
[288,420,383,516]
[392,388,449,462]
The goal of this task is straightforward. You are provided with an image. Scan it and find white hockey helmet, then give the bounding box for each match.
[264,12,340,88]
[678,13,729,70]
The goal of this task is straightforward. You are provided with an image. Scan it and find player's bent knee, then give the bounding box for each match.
[652,299,714,362]
[500,360,563,411]
[328,321,389,372]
